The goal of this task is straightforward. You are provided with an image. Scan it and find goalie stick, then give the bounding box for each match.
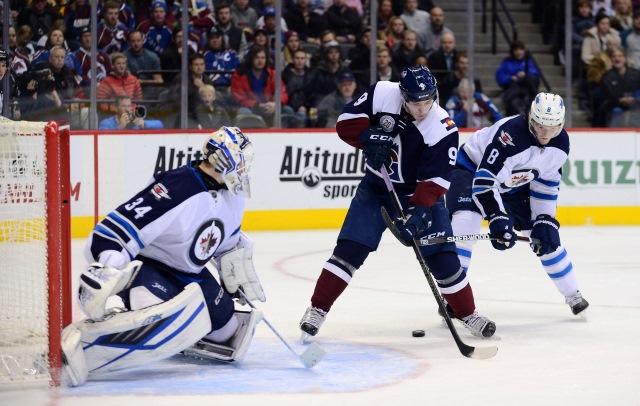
[237,290,325,368]
[380,207,539,247]
[379,166,497,360]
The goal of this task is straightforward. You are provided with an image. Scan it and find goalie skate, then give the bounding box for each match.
[299,306,326,343]
[565,290,589,318]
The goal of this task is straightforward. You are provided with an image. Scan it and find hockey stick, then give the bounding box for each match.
[237,290,326,368]
[380,208,538,247]
[379,166,497,360]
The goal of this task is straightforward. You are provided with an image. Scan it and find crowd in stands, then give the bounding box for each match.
[1,0,639,129]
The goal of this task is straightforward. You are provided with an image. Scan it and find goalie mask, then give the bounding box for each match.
[203,127,254,197]
[528,93,565,143]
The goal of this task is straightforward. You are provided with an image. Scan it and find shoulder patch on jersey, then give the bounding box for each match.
[379,115,396,133]
[441,117,456,131]
[498,130,515,147]
[150,183,171,200]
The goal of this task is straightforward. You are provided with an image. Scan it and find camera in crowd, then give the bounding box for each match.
[17,62,55,93]
[127,105,147,121]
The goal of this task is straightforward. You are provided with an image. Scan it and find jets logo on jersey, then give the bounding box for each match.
[498,130,515,146]
[379,115,396,133]
[501,169,538,188]
[150,183,171,200]
[189,219,225,266]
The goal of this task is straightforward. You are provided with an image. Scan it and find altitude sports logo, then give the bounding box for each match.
[279,145,366,199]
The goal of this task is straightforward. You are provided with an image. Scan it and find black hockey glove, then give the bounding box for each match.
[359,126,395,170]
[530,214,561,256]
[397,205,432,242]
[487,211,516,250]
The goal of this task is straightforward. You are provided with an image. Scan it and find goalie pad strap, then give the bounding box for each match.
[63,283,212,385]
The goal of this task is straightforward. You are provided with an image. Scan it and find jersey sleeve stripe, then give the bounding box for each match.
[530,190,558,200]
[107,212,145,249]
[534,178,561,187]
[92,227,135,261]
[337,112,369,122]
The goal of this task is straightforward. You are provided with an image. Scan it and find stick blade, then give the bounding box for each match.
[300,342,325,368]
[464,345,498,360]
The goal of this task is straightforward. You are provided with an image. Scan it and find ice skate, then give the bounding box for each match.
[299,306,327,343]
[460,311,496,339]
[437,299,455,327]
[565,290,589,318]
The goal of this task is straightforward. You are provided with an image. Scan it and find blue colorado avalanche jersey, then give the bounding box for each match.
[84,162,244,274]
[458,114,569,219]
[336,81,459,207]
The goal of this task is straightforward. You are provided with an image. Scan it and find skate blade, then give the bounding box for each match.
[299,331,311,344]
[577,310,589,321]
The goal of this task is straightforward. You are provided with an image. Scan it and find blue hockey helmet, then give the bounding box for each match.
[203,126,254,197]
[399,65,438,103]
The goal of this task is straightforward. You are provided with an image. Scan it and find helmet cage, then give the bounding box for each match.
[528,93,565,140]
[203,126,254,197]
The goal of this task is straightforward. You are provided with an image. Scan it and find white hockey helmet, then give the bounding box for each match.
[203,126,254,197]
[528,93,565,139]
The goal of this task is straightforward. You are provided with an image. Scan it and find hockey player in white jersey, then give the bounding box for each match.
[299,66,497,341]
[445,93,589,317]
[61,127,266,386]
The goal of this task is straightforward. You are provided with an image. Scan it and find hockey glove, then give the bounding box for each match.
[396,205,432,242]
[359,126,395,170]
[487,211,516,250]
[530,214,561,256]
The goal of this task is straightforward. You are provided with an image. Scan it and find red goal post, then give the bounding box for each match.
[0,118,71,387]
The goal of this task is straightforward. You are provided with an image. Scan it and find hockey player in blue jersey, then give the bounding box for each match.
[61,127,266,386]
[445,93,589,316]
[299,66,497,340]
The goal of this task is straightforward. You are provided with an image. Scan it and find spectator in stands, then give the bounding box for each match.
[216,3,248,61]
[284,0,326,45]
[97,53,143,115]
[256,2,289,32]
[625,9,640,68]
[383,16,407,52]
[445,77,502,128]
[567,0,595,80]
[348,28,373,73]
[64,0,91,49]
[245,28,274,66]
[99,94,163,130]
[123,30,164,89]
[427,32,457,84]
[112,0,136,32]
[16,0,59,43]
[49,46,84,107]
[97,1,129,55]
[171,1,216,42]
[582,12,621,66]
[282,48,315,126]
[31,27,82,81]
[203,26,240,111]
[376,0,395,34]
[316,70,359,128]
[11,26,35,78]
[309,29,337,68]
[323,0,362,44]
[612,0,634,32]
[74,26,112,94]
[419,6,453,57]
[17,61,67,122]
[592,0,615,17]
[495,40,540,116]
[375,46,400,82]
[599,46,640,126]
[171,53,214,117]
[160,27,188,84]
[438,51,483,108]
[308,39,349,106]
[231,0,258,30]
[187,84,231,129]
[138,1,173,56]
[0,48,7,114]
[283,31,304,65]
[391,29,423,73]
[231,46,294,126]
[35,19,71,51]
[400,0,430,37]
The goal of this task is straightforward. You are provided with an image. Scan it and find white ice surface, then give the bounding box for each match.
[3,226,639,405]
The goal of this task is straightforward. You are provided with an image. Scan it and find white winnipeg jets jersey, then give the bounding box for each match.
[85,162,244,274]
[458,115,569,219]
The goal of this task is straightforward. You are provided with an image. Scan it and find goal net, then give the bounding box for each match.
[0,118,71,387]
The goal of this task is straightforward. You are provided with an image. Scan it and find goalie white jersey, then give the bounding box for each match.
[85,161,245,273]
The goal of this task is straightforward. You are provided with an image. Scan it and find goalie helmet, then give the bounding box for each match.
[203,126,254,197]
[528,93,565,139]
[399,65,438,104]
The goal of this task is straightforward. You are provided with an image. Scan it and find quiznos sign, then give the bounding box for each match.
[278,145,365,199]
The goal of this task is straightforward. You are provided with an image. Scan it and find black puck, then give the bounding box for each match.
[412,329,425,337]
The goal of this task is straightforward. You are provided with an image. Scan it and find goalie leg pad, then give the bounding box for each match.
[71,282,212,382]
[61,324,89,387]
[183,308,262,363]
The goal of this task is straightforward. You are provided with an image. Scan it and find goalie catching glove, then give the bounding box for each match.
[214,231,266,302]
[78,260,142,320]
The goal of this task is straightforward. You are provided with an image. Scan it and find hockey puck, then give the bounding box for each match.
[412,329,425,337]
